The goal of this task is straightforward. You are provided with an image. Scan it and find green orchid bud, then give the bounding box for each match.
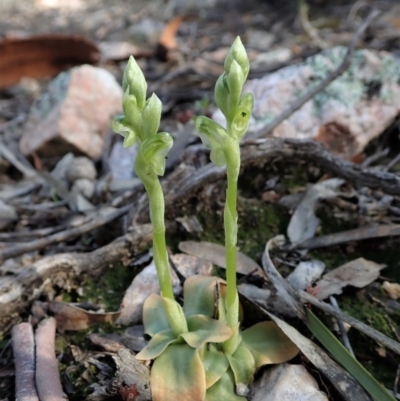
[224,37,250,81]
[123,91,142,134]
[230,92,254,140]
[140,132,173,176]
[122,56,147,110]
[214,74,232,123]
[226,60,245,113]
[111,115,137,148]
[195,116,228,166]
[141,93,162,138]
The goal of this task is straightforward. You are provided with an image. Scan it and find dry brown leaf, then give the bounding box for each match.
[48,301,120,331]
[179,240,267,279]
[0,34,100,88]
[315,258,385,300]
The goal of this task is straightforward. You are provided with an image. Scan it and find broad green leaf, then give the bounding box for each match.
[307,310,396,401]
[241,321,299,367]
[183,275,221,318]
[201,344,230,389]
[162,296,188,336]
[151,343,206,401]
[136,328,178,360]
[111,115,137,148]
[142,293,170,336]
[226,342,255,387]
[222,322,241,356]
[206,369,244,401]
[122,56,147,109]
[182,315,232,348]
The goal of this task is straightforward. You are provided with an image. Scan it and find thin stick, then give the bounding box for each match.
[0,142,39,179]
[329,296,355,357]
[0,204,131,263]
[300,290,400,356]
[292,223,400,250]
[11,323,39,401]
[251,8,380,139]
[298,0,328,49]
[35,317,66,401]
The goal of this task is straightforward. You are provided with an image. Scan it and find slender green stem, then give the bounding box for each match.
[137,154,174,300]
[224,137,240,328]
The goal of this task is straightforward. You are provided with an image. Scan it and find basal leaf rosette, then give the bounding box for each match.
[136,276,299,401]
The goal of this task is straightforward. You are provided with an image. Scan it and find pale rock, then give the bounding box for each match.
[213,47,400,159]
[71,178,95,199]
[117,255,213,325]
[20,65,123,159]
[66,156,97,183]
[251,364,328,401]
[383,281,400,300]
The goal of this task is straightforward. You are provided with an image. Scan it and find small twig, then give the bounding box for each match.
[251,8,380,139]
[0,142,39,179]
[329,296,355,357]
[298,0,328,49]
[385,152,400,172]
[261,235,307,321]
[361,148,389,167]
[300,290,400,356]
[168,252,186,285]
[35,317,66,401]
[0,204,131,263]
[11,323,39,401]
[0,224,68,241]
[0,114,26,133]
[394,364,400,400]
[292,223,400,250]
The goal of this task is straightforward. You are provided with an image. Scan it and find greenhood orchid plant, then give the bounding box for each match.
[112,38,298,401]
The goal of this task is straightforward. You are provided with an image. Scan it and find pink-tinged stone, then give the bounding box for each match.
[20,65,122,159]
[214,47,400,159]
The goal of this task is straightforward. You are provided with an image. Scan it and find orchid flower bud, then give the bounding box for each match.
[122,56,147,110]
[230,93,254,140]
[141,93,162,138]
[140,132,173,176]
[111,115,137,148]
[224,37,250,80]
[195,116,228,166]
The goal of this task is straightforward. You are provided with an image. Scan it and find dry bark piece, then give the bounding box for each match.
[112,348,151,401]
[19,65,123,159]
[0,34,100,89]
[315,257,385,300]
[35,317,67,401]
[11,323,39,401]
[48,301,121,331]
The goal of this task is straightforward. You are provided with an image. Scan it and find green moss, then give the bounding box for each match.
[62,263,138,312]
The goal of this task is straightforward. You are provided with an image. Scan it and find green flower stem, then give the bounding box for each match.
[224,138,240,328]
[136,155,174,301]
